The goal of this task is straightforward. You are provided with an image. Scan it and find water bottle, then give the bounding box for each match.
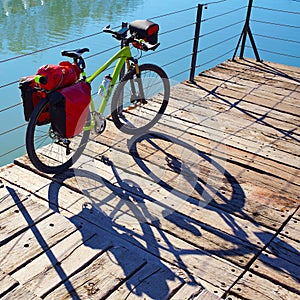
[98,74,112,96]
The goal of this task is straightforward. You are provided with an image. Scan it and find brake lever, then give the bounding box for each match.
[103,24,113,33]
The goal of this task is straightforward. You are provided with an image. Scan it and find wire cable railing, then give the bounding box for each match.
[0,1,299,166]
[248,7,300,61]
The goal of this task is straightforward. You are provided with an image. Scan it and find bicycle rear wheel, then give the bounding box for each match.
[111,63,170,135]
[26,98,90,174]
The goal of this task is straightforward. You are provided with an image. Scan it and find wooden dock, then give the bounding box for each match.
[0,58,299,299]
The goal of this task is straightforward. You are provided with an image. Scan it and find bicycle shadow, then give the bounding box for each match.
[45,129,251,298]
[48,166,201,299]
[46,129,300,297]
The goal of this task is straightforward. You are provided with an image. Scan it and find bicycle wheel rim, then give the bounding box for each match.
[26,98,90,174]
[111,64,170,134]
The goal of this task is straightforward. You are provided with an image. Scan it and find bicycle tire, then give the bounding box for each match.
[26,98,90,174]
[111,63,170,135]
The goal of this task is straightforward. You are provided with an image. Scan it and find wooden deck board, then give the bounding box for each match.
[0,58,299,299]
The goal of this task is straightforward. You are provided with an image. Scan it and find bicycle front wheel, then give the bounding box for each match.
[111,63,170,135]
[26,98,90,174]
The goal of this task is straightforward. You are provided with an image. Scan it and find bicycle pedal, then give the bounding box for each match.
[100,155,112,166]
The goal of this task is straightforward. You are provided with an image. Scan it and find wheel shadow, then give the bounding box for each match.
[127,131,251,228]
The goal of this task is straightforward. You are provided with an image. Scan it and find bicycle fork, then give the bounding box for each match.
[129,60,147,105]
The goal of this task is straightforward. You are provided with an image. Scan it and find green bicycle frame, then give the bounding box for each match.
[86,45,132,115]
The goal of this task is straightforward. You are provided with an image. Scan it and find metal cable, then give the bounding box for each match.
[247,46,300,59]
[252,19,300,29]
[161,23,195,36]
[0,144,25,159]
[150,6,197,20]
[196,47,235,69]
[200,20,244,38]
[0,80,19,89]
[0,31,103,65]
[255,34,300,44]
[198,33,240,53]
[162,53,192,68]
[0,102,22,113]
[204,6,247,22]
[169,67,192,80]
[253,5,300,15]
[0,123,27,137]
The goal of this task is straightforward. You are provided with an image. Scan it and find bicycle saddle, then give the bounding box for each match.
[61,48,90,58]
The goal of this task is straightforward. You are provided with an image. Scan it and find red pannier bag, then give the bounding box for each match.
[48,81,91,138]
[19,75,49,125]
[36,61,81,91]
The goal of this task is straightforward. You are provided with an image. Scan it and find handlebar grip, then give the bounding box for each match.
[34,75,47,85]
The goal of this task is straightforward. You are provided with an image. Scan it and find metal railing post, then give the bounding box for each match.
[189,4,204,82]
[232,0,261,61]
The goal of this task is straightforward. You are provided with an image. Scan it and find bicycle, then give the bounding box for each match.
[25,20,170,174]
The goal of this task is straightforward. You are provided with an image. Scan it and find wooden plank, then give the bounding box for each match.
[280,217,300,242]
[5,131,296,263]
[87,120,300,207]
[249,251,300,293]
[0,183,29,213]
[194,72,300,114]
[171,85,300,147]
[145,99,300,169]
[208,61,300,98]
[266,234,300,267]
[294,206,300,221]
[1,285,41,300]
[206,63,300,92]
[10,158,259,266]
[0,58,299,300]
[39,172,260,269]
[188,78,300,136]
[170,283,218,300]
[12,230,113,298]
[0,196,53,246]
[64,152,278,244]
[0,178,209,298]
[222,58,300,82]
[106,259,186,300]
[0,211,79,274]
[82,95,297,189]
[44,245,147,299]
[0,269,19,298]
[232,58,300,79]
[180,80,299,136]
[171,79,299,128]
[226,271,300,300]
